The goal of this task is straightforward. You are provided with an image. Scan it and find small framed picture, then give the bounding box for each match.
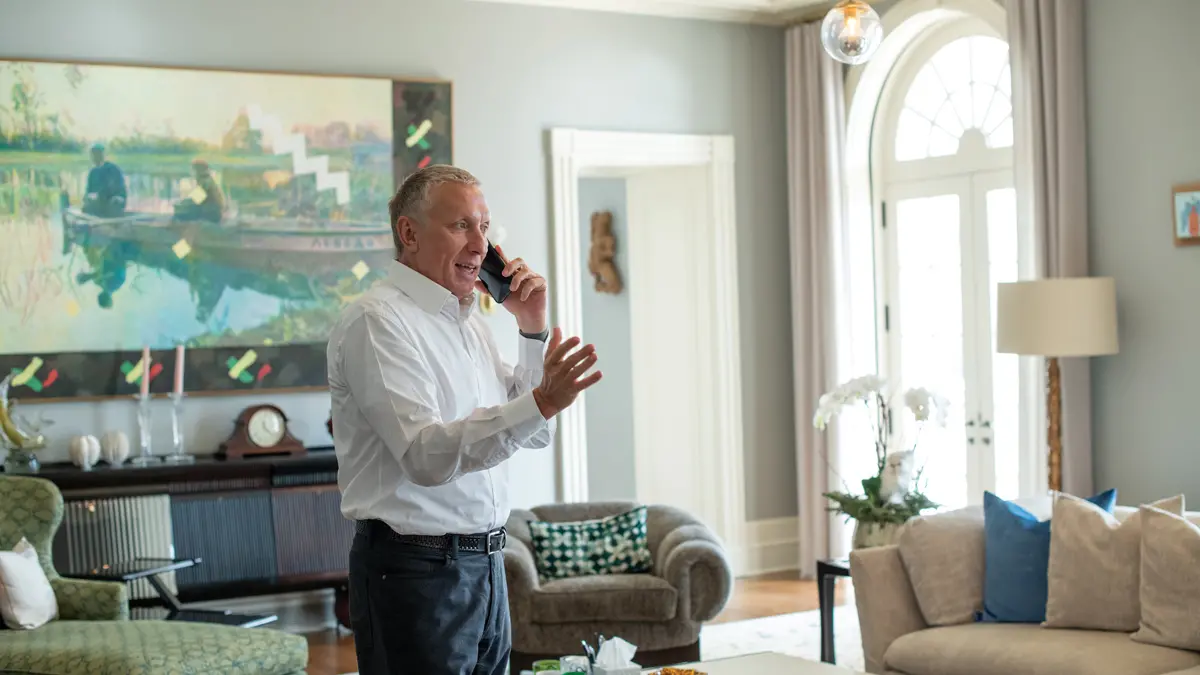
[1174,183,1200,246]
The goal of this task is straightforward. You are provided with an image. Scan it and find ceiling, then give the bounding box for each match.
[467,0,836,25]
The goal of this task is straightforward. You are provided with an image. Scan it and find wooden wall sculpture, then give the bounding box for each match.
[588,210,623,294]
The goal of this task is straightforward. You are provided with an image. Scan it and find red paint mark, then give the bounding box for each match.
[149,363,164,380]
[417,155,432,169]
[42,369,58,388]
[256,364,272,382]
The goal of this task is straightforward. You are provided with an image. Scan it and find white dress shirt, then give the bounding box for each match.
[326,260,555,536]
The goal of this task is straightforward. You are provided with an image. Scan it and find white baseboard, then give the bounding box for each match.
[740,516,800,577]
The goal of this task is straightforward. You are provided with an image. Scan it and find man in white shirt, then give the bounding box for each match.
[327,164,601,675]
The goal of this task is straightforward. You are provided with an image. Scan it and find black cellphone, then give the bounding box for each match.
[477,242,512,303]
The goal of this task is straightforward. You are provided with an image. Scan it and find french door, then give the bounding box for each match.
[880,169,1020,509]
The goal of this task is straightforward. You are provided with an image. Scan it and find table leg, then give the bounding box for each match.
[335,584,351,630]
[819,567,836,664]
[145,573,184,619]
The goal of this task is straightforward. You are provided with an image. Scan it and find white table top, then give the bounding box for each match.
[642,652,860,674]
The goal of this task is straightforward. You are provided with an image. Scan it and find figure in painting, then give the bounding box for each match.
[82,143,127,218]
[1189,201,1199,238]
[588,210,623,294]
[173,159,226,223]
[75,239,138,309]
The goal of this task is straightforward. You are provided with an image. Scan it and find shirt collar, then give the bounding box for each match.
[385,260,476,320]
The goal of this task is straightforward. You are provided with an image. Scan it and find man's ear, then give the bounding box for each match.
[397,216,420,252]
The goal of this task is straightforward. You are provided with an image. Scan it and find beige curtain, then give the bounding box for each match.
[787,21,847,577]
[1007,0,1094,495]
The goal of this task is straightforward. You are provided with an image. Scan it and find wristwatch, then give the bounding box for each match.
[519,328,550,342]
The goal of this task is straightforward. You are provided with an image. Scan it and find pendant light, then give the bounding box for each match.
[821,0,884,65]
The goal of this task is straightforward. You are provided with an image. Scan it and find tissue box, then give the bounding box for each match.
[593,664,641,675]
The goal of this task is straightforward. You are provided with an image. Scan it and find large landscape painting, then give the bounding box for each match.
[0,59,452,400]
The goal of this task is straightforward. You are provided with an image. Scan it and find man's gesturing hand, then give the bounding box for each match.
[532,327,603,419]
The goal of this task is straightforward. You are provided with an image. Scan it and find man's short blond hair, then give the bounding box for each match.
[388,165,480,252]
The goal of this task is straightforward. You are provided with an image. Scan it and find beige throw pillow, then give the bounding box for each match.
[898,507,986,626]
[1131,505,1200,651]
[1044,493,1184,632]
[0,537,59,630]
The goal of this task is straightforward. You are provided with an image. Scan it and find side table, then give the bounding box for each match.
[68,557,277,628]
[817,558,850,664]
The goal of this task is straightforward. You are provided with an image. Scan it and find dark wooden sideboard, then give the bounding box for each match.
[27,447,352,624]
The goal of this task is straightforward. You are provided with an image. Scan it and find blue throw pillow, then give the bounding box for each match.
[981,488,1117,623]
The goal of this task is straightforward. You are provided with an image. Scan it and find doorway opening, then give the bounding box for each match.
[547,128,747,573]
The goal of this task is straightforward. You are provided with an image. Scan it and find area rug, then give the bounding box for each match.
[701,605,863,671]
[336,605,863,674]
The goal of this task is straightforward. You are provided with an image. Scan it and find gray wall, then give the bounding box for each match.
[578,179,637,501]
[0,0,796,519]
[1086,0,1200,504]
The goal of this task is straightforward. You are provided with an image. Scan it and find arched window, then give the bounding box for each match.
[893,35,1013,159]
[872,24,1025,510]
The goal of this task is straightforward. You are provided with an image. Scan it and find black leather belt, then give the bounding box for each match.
[355,519,507,554]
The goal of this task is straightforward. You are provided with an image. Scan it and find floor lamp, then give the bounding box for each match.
[996,278,1119,492]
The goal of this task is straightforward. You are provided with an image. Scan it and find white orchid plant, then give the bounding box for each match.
[813,375,951,525]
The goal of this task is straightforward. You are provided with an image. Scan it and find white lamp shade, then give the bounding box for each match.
[996,277,1119,357]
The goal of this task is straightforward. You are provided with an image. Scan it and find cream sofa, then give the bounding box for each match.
[850,498,1200,675]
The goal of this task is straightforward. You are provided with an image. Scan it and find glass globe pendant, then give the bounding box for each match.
[821,0,884,65]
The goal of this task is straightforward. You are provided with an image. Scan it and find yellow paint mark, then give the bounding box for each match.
[66,299,80,317]
[406,119,433,148]
[12,357,43,386]
[351,260,370,280]
[124,357,147,384]
[172,238,192,259]
[228,350,257,379]
[262,169,292,189]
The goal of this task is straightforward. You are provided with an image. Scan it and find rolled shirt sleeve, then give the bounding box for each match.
[503,334,556,450]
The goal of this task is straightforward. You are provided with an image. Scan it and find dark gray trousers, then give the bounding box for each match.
[348,526,510,675]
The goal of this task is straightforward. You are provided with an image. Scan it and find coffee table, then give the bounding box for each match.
[644,651,860,673]
[65,557,277,628]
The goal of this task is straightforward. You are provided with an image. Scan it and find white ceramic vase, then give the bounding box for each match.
[101,430,131,466]
[851,520,905,550]
[68,435,101,470]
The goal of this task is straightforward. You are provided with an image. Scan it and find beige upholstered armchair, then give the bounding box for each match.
[504,501,733,671]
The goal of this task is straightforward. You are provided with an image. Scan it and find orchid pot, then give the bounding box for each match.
[813,375,951,549]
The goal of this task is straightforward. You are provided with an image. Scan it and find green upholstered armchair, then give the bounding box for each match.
[0,475,309,675]
[0,474,129,621]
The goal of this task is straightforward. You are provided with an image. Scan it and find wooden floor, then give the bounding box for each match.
[303,572,847,675]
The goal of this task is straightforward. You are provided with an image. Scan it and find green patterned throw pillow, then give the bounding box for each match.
[527,507,653,581]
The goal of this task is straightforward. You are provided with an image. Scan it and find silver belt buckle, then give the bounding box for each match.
[487,529,506,554]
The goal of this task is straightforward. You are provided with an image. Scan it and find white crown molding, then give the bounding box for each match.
[468,0,833,25]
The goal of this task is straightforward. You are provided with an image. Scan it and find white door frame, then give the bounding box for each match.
[548,128,746,562]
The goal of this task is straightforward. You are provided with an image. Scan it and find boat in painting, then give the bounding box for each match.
[60,207,395,277]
